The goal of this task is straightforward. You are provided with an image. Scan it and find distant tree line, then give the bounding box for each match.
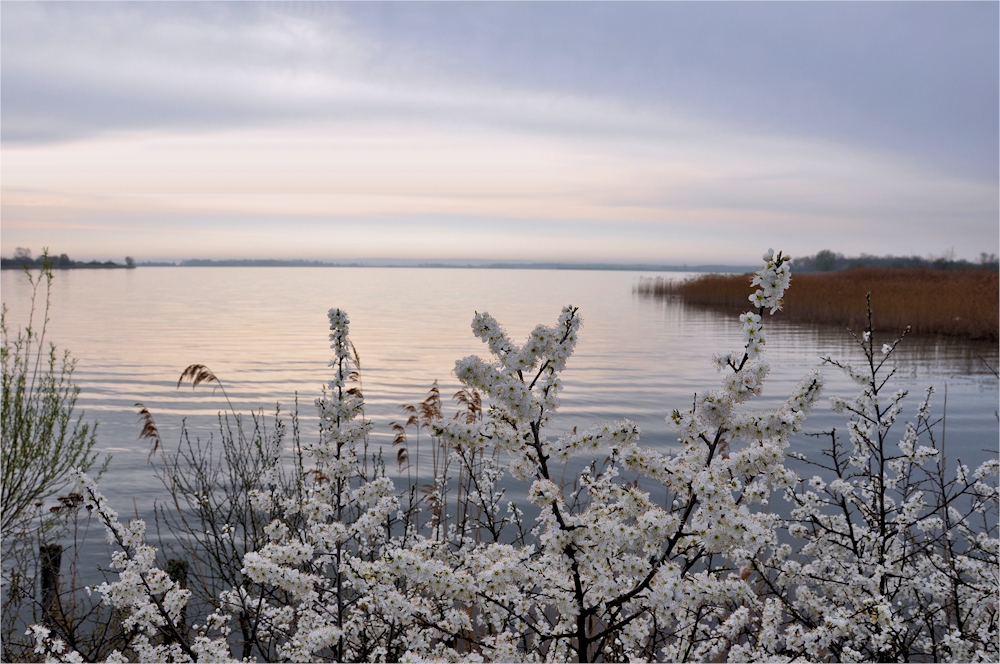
[792,249,999,272]
[0,248,135,270]
[177,258,338,267]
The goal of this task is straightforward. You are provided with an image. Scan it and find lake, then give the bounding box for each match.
[2,266,997,529]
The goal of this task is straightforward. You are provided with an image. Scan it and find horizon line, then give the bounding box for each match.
[134,258,757,273]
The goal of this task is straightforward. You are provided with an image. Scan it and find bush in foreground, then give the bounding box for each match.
[26,250,998,662]
[1,258,104,533]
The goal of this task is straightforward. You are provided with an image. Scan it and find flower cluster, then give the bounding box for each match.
[749,247,791,314]
[760,324,1000,662]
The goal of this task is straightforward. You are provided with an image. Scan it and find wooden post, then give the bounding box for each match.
[166,558,189,635]
[39,544,62,625]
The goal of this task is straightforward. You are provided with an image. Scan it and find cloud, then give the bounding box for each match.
[3,3,996,179]
[337,2,999,181]
[2,121,990,217]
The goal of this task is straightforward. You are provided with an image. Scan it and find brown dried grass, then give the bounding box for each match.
[636,268,999,340]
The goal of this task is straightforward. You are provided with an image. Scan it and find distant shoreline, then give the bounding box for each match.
[136,259,757,272]
[6,251,996,274]
[145,250,995,272]
[0,260,132,270]
[0,260,756,272]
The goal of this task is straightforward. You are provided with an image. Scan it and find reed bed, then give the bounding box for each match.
[636,268,999,340]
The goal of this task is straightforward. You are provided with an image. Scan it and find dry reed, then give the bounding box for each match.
[636,268,999,340]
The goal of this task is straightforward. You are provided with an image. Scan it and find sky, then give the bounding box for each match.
[2,1,997,265]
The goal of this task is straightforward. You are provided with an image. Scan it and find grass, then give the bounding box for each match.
[636,267,999,340]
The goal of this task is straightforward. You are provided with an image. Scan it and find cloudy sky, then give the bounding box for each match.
[2,2,997,264]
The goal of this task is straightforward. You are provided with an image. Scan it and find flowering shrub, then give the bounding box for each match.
[28,251,998,662]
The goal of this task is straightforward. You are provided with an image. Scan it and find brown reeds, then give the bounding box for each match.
[636,268,999,340]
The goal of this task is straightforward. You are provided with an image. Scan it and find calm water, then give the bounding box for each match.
[2,266,998,525]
